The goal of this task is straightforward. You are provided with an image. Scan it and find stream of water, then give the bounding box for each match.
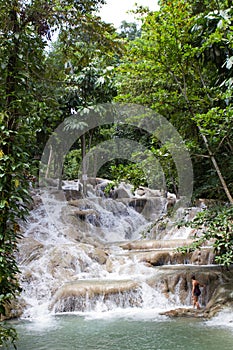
[3,183,233,349]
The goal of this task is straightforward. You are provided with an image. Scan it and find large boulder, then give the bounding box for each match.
[49,279,141,312]
[148,265,233,317]
[161,280,233,319]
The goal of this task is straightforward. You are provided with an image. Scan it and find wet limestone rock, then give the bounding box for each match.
[127,250,192,266]
[118,239,213,267]
[161,281,233,319]
[64,189,83,201]
[50,279,141,312]
[0,299,26,321]
[119,239,194,251]
[154,266,233,319]
[161,307,206,318]
[204,281,233,318]
[190,248,215,265]
[118,197,166,220]
[17,237,44,264]
[88,247,108,265]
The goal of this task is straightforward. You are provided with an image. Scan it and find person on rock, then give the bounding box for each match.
[191,275,205,309]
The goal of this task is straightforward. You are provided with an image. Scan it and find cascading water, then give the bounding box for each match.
[7,180,233,350]
[17,180,189,321]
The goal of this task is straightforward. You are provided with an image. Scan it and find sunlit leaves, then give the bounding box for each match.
[116,0,233,200]
[180,205,233,267]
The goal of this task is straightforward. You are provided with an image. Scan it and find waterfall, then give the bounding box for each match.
[17,180,207,320]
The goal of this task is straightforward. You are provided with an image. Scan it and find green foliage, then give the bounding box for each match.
[177,240,202,254]
[0,120,29,346]
[103,181,116,196]
[0,324,17,349]
[51,15,122,182]
[115,0,233,201]
[63,149,81,179]
[109,162,148,190]
[151,144,178,194]
[178,205,233,267]
[119,21,141,41]
[0,122,29,292]
[62,64,117,109]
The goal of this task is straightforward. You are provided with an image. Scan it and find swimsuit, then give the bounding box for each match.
[194,284,201,297]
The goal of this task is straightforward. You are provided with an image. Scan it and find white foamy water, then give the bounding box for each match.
[205,308,233,330]
[18,185,159,319]
[17,183,223,324]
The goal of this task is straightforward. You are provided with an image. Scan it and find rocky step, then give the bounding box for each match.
[160,307,207,318]
[49,266,233,318]
[106,239,215,267]
[128,248,214,266]
[106,248,214,267]
[49,279,141,313]
[119,239,195,251]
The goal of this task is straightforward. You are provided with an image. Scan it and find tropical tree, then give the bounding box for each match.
[50,20,122,189]
[115,0,233,202]
[61,61,119,193]
[119,20,141,41]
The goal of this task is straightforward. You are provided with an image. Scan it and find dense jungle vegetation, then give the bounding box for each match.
[0,0,232,346]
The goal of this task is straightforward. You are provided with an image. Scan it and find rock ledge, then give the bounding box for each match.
[160,307,207,318]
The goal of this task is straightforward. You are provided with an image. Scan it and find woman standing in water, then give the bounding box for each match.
[191,275,205,309]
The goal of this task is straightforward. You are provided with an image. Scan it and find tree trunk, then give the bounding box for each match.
[170,69,233,204]
[199,131,233,204]
[45,145,53,178]
[81,134,87,196]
